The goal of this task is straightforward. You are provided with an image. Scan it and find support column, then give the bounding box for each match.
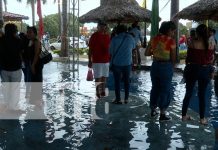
[0,0,4,31]
[170,0,179,62]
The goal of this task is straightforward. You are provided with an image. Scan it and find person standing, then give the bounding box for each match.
[182,24,215,125]
[0,23,23,112]
[145,21,177,121]
[26,26,44,106]
[129,22,143,68]
[88,22,111,99]
[208,28,217,64]
[19,32,31,98]
[109,24,135,104]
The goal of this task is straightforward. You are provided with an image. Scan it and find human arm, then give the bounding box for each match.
[144,41,152,56]
[170,41,177,66]
[31,40,41,74]
[88,48,92,68]
[88,34,94,68]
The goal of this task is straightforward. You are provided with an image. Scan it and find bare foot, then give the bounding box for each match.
[182,115,192,121]
[200,118,208,125]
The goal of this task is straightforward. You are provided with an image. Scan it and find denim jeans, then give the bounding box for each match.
[182,64,211,119]
[29,62,43,103]
[150,61,173,111]
[0,69,22,110]
[112,65,131,100]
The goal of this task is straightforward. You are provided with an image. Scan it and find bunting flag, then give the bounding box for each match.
[151,0,159,38]
[37,0,44,39]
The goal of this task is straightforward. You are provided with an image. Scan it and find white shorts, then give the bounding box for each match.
[92,63,109,79]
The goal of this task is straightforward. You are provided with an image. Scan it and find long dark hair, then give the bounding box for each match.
[4,23,18,38]
[196,24,209,51]
[159,21,176,35]
[27,26,38,36]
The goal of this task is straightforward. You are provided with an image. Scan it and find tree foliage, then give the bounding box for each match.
[36,13,80,39]
[178,22,188,36]
[208,21,218,29]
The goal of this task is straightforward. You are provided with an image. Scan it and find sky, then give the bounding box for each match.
[6,0,199,29]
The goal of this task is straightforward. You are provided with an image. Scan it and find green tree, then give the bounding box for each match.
[178,23,188,37]
[208,21,218,29]
[39,14,59,38]
[36,13,80,39]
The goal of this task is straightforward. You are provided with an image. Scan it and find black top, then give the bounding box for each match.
[0,36,22,71]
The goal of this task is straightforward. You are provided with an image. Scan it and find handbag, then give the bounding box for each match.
[110,35,127,71]
[40,44,53,64]
[86,68,94,81]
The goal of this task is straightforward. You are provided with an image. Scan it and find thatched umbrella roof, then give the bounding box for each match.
[3,12,29,22]
[174,0,218,21]
[79,0,152,23]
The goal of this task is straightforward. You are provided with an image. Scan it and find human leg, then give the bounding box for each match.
[136,46,141,66]
[95,78,101,98]
[9,69,22,110]
[1,70,11,108]
[30,64,43,105]
[157,63,173,121]
[122,65,131,103]
[150,62,160,115]
[182,64,198,119]
[198,66,211,123]
[112,65,122,102]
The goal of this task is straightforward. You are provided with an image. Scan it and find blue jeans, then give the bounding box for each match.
[182,64,211,119]
[150,61,173,111]
[112,65,131,100]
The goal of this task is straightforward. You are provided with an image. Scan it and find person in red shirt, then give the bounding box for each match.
[88,22,110,99]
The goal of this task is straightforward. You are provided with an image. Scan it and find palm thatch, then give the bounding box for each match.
[79,0,152,23]
[3,11,29,22]
[174,0,218,21]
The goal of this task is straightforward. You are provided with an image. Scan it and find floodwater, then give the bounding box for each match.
[0,61,217,150]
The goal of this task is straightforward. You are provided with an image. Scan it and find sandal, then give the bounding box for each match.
[200,118,208,125]
[182,115,192,121]
[151,109,159,117]
[112,100,122,104]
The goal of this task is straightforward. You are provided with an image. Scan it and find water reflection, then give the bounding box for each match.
[146,122,172,150]
[0,62,216,149]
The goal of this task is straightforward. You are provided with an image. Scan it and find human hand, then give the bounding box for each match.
[88,61,92,68]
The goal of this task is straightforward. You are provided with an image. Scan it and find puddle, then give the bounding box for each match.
[0,62,216,149]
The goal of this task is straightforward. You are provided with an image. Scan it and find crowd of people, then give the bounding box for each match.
[0,21,216,125]
[0,23,44,113]
[88,21,217,125]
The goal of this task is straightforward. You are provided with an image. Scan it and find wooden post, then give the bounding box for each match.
[0,0,4,29]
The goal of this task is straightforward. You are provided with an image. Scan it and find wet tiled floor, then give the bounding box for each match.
[0,60,217,150]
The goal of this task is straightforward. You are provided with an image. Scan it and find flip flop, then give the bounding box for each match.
[112,100,122,104]
[200,118,208,125]
[182,115,193,121]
